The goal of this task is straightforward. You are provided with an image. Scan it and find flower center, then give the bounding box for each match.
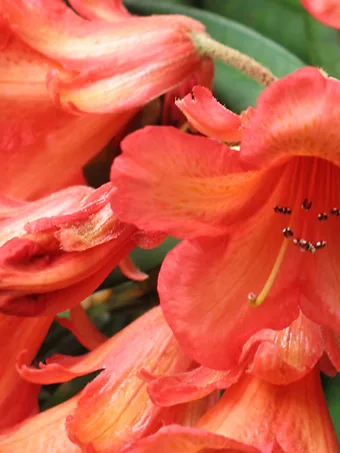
[248,156,339,307]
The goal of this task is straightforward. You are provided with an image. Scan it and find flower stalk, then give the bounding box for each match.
[191,31,277,87]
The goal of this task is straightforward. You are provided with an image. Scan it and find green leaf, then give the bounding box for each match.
[124,0,304,112]
[201,0,340,79]
[305,16,340,78]
[322,374,340,441]
[200,0,309,63]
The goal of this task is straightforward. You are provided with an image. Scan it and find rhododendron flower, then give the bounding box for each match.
[301,0,340,28]
[2,307,215,453]
[110,67,340,370]
[0,183,141,316]
[0,0,208,199]
[0,313,53,430]
[123,369,338,453]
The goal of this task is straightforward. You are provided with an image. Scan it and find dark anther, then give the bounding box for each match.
[317,213,328,221]
[315,240,327,249]
[282,227,293,238]
[330,208,340,216]
[274,205,292,215]
[298,239,309,251]
[302,198,312,210]
[293,238,299,246]
[307,242,316,254]
[274,205,284,214]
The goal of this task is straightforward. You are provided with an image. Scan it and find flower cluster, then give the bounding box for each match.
[0,0,339,452]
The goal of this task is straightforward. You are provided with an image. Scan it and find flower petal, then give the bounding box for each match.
[197,370,338,453]
[241,67,340,169]
[2,0,203,71]
[0,396,81,453]
[0,313,53,430]
[146,366,242,407]
[176,86,244,142]
[242,312,324,385]
[159,183,301,369]
[0,33,134,199]
[68,0,130,21]
[64,308,192,452]
[0,185,136,315]
[57,305,107,351]
[121,425,258,453]
[111,126,279,239]
[301,0,340,28]
[298,219,340,341]
[119,255,148,282]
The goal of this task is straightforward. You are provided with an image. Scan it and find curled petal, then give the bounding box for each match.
[146,366,242,407]
[162,57,214,127]
[242,313,325,384]
[0,313,53,430]
[111,126,277,239]
[119,255,148,282]
[0,231,135,316]
[69,0,130,21]
[301,0,340,28]
[241,67,340,169]
[176,86,244,142]
[0,185,136,316]
[57,305,107,351]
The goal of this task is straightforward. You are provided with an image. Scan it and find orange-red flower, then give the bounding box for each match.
[1,307,214,453]
[0,0,207,199]
[301,0,340,28]
[110,67,340,370]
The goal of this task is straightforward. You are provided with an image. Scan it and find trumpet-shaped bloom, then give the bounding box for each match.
[0,0,206,199]
[123,369,339,453]
[110,67,340,369]
[5,307,215,453]
[1,0,205,114]
[0,183,139,316]
[301,0,340,28]
[0,313,53,430]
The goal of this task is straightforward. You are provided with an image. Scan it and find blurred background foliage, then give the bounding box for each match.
[43,0,340,438]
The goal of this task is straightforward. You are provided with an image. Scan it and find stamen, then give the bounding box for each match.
[301,198,312,211]
[317,213,328,221]
[248,239,289,307]
[282,227,293,238]
[315,240,327,249]
[330,208,340,216]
